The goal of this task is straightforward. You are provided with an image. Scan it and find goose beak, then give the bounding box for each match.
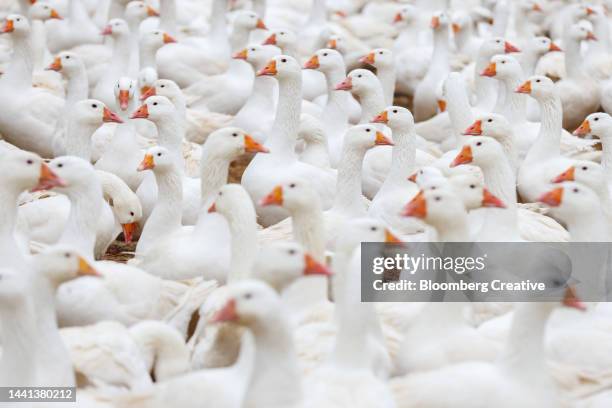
[372,110,388,124]
[78,256,101,277]
[538,187,563,207]
[263,33,276,45]
[586,7,595,15]
[131,104,149,119]
[450,145,473,167]
[304,254,332,276]
[563,286,586,311]
[260,185,283,206]
[140,87,156,101]
[385,229,403,243]
[147,6,160,16]
[1,19,14,33]
[103,107,123,123]
[430,16,440,29]
[464,120,483,135]
[402,191,427,219]
[482,188,506,208]
[208,203,216,213]
[46,57,62,71]
[233,49,248,60]
[504,41,520,53]
[101,25,112,35]
[335,76,352,91]
[375,131,394,146]
[574,119,591,136]
[393,12,403,23]
[327,38,337,49]
[407,171,418,183]
[549,42,562,52]
[532,3,542,12]
[121,222,138,244]
[50,9,62,19]
[360,52,375,65]
[137,154,155,171]
[303,55,319,69]
[452,23,461,33]
[118,90,130,110]
[552,166,575,183]
[256,19,267,30]
[163,33,176,43]
[586,31,598,41]
[481,62,497,77]
[211,299,238,323]
[437,99,447,112]
[515,80,532,94]
[257,60,277,76]
[244,134,269,153]
[31,163,67,192]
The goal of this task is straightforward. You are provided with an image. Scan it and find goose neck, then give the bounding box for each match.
[253,0,266,19]
[435,215,470,242]
[230,26,252,52]
[155,114,185,170]
[430,28,450,68]
[306,0,327,26]
[65,120,99,161]
[474,53,498,110]
[266,75,301,157]
[357,87,385,123]
[159,0,177,36]
[65,67,89,108]
[383,127,416,188]
[332,144,368,217]
[495,74,526,123]
[111,33,131,73]
[199,151,231,208]
[601,135,612,184]
[524,94,562,164]
[30,20,46,71]
[445,78,474,145]
[377,66,396,106]
[209,0,229,45]
[226,205,258,282]
[59,182,104,257]
[139,43,160,70]
[290,201,326,261]
[563,35,584,79]
[0,188,24,263]
[3,32,34,90]
[566,208,610,242]
[0,298,39,386]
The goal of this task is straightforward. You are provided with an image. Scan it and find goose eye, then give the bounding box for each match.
[573,188,579,193]
[379,51,383,54]
[370,226,378,231]
[392,109,398,113]
[582,166,587,171]
[57,163,63,168]
[365,128,371,132]
[130,211,135,216]
[64,253,71,258]
[435,196,441,201]
[281,58,287,63]
[323,52,328,56]
[357,74,362,78]
[487,119,493,122]
[501,61,506,64]
[92,104,98,108]
[594,117,599,121]
[66,55,70,59]
[476,141,482,146]
[153,102,158,106]
[289,183,296,188]
[26,159,33,165]
[496,39,501,43]
[470,184,476,189]
[218,191,223,196]
[288,249,296,255]
[431,186,437,190]
[244,293,252,299]
[161,85,165,88]
[536,79,541,83]
[232,133,238,137]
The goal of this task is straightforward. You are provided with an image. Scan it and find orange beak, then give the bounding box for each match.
[208,202,216,213]
[255,19,267,30]
[437,99,447,112]
[77,256,101,277]
[260,185,283,206]
[140,86,156,101]
[393,12,403,23]
[586,7,595,15]
[573,119,591,136]
[372,110,388,124]
[137,154,155,171]
[375,131,394,146]
[360,52,376,65]
[46,57,62,71]
[335,76,352,91]
[538,187,563,207]
[233,49,248,60]
[481,188,506,208]
[210,298,238,323]
[549,42,562,52]
[31,163,67,192]
[450,145,473,167]
[452,23,461,33]
[303,55,320,69]
[586,31,597,41]
[385,229,402,243]
[327,38,337,49]
[304,254,332,276]
[407,171,418,183]
[515,80,532,94]
[263,33,276,45]
[103,106,123,123]
[481,62,496,77]
[147,6,160,16]
[257,60,277,76]
[131,104,149,119]
[504,41,520,53]
[552,166,575,183]
[118,89,130,110]
[2,19,14,33]
[563,286,586,311]
[464,120,482,135]
[163,33,176,43]
[532,3,542,12]
[402,191,427,219]
[101,25,112,35]
[121,222,138,244]
[430,16,440,29]
[244,134,269,153]
[50,9,62,19]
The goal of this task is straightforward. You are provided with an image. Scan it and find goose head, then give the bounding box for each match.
[125,1,159,22]
[335,218,402,256]
[464,113,512,143]
[408,166,445,185]
[253,243,331,292]
[451,10,472,36]
[538,182,601,221]
[46,52,84,76]
[106,180,142,244]
[101,19,130,38]
[208,184,256,221]
[131,95,175,122]
[451,136,506,170]
[140,29,177,50]
[233,44,280,70]
[430,10,450,33]
[448,174,498,210]
[137,146,175,172]
[114,77,136,111]
[303,48,344,73]
[257,55,301,79]
[233,10,266,31]
[526,36,562,56]
[360,48,393,70]
[262,28,296,51]
[392,4,418,26]
[481,54,522,79]
[515,75,556,99]
[211,280,281,325]
[1,150,65,193]
[1,14,29,36]
[335,69,378,96]
[326,34,346,53]
[34,245,100,285]
[140,79,182,103]
[206,127,269,159]
[551,161,606,192]
[72,99,123,125]
[567,23,597,43]
[137,67,158,97]
[0,268,28,305]
[343,124,394,152]
[259,179,319,211]
[478,37,521,60]
[573,112,612,138]
[372,106,414,131]
[29,3,62,21]
[46,156,97,194]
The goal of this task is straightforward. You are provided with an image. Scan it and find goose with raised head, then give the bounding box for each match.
[139,29,177,74]
[360,48,395,106]
[242,55,336,227]
[573,113,612,182]
[27,2,64,93]
[45,0,101,54]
